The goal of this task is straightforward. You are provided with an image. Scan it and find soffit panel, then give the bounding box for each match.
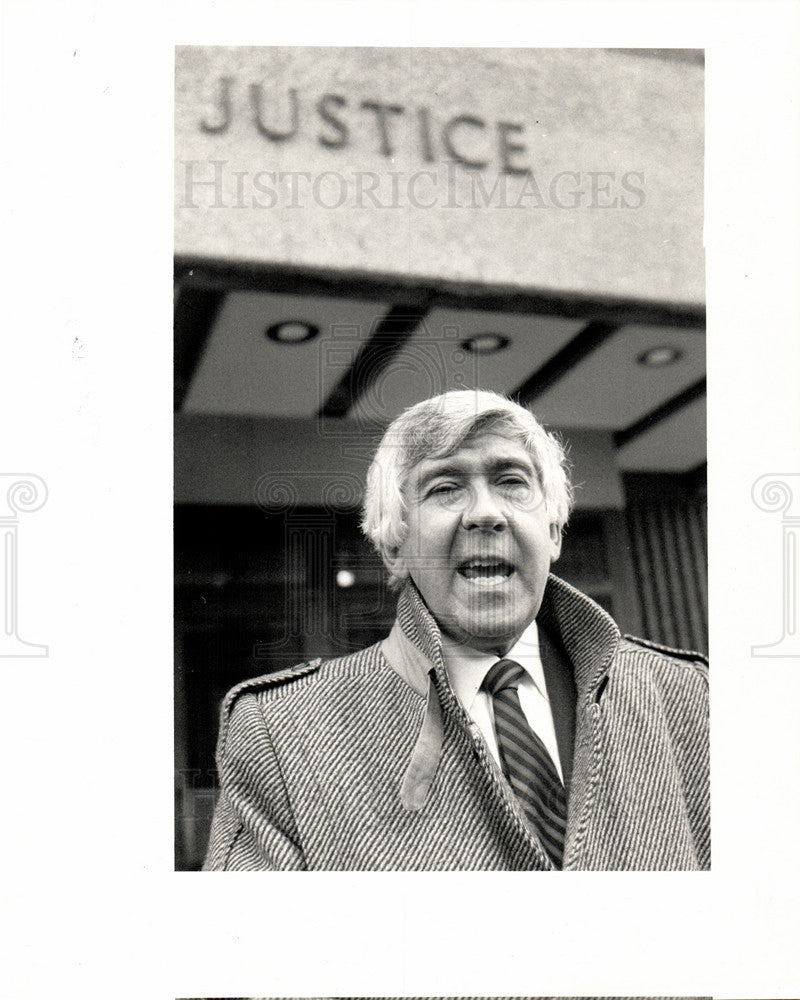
[616,395,707,472]
[529,325,705,429]
[183,290,390,416]
[350,308,584,424]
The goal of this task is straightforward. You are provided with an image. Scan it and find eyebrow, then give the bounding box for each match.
[415,457,536,494]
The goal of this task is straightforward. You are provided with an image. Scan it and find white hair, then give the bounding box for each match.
[361,389,574,588]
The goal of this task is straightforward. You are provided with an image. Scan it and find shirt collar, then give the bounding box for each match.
[394,572,621,703]
[441,619,547,714]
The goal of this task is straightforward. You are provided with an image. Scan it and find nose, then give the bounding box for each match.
[461,480,508,532]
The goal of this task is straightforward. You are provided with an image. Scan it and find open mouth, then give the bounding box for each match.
[457,559,515,583]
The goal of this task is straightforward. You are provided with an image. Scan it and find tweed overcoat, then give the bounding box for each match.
[203,574,709,871]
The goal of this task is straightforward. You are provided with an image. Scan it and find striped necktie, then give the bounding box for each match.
[483,657,568,868]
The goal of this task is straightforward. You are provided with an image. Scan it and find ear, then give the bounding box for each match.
[382,544,410,583]
[549,522,563,562]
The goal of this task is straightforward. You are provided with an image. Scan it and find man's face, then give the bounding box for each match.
[387,431,562,654]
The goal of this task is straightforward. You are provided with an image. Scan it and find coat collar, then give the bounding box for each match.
[382,574,621,813]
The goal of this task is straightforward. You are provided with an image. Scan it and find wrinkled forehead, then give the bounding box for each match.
[402,427,538,493]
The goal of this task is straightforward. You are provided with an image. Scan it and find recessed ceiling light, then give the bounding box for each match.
[336,569,356,588]
[462,333,510,355]
[637,345,683,367]
[266,320,320,344]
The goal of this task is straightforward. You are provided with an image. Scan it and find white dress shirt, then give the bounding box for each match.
[441,620,564,784]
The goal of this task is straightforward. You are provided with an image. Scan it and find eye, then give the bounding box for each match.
[429,481,460,496]
[497,474,539,508]
[426,481,466,507]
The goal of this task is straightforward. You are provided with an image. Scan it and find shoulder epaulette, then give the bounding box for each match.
[623,634,708,666]
[216,658,324,755]
[222,658,323,713]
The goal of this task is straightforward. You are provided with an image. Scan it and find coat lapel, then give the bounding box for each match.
[382,575,622,868]
[536,575,621,866]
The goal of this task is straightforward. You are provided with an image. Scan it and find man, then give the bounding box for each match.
[204,390,709,870]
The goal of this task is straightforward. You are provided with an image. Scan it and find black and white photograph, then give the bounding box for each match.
[2,4,800,1000]
[174,46,708,872]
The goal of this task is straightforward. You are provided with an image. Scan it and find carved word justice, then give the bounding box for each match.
[200,77,543,176]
